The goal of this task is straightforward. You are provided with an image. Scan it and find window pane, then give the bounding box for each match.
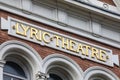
[3,61,26,78]
[13,78,22,80]
[3,75,11,80]
[94,79,101,80]
[48,74,63,80]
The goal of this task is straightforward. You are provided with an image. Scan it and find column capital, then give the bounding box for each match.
[36,71,49,80]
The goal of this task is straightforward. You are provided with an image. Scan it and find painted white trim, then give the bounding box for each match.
[4,53,31,80]
[65,0,120,20]
[87,0,119,13]
[79,0,120,13]
[113,0,120,11]
[84,66,120,80]
[42,54,83,80]
[0,60,6,67]
[0,60,6,80]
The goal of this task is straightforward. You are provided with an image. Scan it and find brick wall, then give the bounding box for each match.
[0,10,120,78]
[99,0,116,6]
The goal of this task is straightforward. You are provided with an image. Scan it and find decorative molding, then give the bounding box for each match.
[113,0,120,11]
[0,60,6,80]
[22,0,32,14]
[92,21,101,37]
[57,9,68,25]
[65,0,120,20]
[36,71,49,80]
[0,0,120,49]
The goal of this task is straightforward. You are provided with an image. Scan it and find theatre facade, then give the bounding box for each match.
[0,0,120,80]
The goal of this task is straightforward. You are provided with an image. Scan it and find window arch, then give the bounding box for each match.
[0,40,42,80]
[42,54,83,80]
[84,66,119,80]
[3,54,31,80]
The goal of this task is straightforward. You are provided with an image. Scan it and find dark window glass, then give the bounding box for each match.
[94,79,101,80]
[48,74,63,80]
[3,75,11,80]
[3,61,26,80]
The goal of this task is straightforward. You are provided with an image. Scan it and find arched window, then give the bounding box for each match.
[47,67,71,80]
[3,61,27,80]
[42,54,83,80]
[0,40,42,80]
[84,66,119,80]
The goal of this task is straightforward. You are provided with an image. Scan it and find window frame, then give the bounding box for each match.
[3,72,27,80]
[3,61,27,80]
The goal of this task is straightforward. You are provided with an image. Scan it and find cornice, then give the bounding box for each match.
[0,0,120,48]
[65,0,120,22]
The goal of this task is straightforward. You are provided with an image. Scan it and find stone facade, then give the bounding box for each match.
[0,0,120,80]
